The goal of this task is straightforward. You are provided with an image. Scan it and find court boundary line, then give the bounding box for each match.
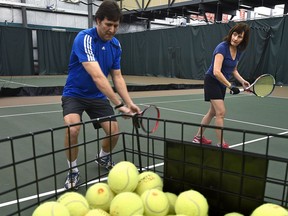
[156,106,288,131]
[0,101,287,131]
[0,163,164,208]
[0,92,286,109]
[230,131,288,148]
[0,79,38,87]
[1,94,287,209]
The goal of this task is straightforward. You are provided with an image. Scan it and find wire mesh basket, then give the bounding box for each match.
[0,115,287,215]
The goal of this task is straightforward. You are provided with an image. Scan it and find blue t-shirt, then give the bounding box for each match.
[206,41,241,85]
[63,27,122,99]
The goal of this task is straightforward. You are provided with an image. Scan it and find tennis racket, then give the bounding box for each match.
[134,105,160,134]
[232,74,275,97]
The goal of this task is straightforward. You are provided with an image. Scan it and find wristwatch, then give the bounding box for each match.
[114,102,124,110]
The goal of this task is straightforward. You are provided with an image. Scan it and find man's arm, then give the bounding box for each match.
[111,69,132,105]
[82,61,122,107]
[111,69,140,113]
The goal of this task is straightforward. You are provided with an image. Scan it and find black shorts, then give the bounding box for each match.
[61,96,117,129]
[204,74,226,101]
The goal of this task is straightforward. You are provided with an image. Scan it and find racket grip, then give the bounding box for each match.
[229,86,240,95]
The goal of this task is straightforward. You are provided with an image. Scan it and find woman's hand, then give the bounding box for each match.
[242,80,250,89]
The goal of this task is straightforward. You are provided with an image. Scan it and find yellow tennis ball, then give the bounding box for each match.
[58,192,89,216]
[109,192,144,216]
[85,208,110,216]
[165,192,178,215]
[85,182,114,211]
[251,203,288,216]
[224,213,244,216]
[32,201,70,216]
[135,171,163,195]
[175,189,209,216]
[141,188,169,216]
[108,161,139,194]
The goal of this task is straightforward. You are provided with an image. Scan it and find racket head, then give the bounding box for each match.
[138,105,160,133]
[251,74,275,97]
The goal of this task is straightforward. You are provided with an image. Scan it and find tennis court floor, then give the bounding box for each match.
[0,76,287,215]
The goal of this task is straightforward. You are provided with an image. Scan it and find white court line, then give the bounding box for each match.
[230,131,288,148]
[1,102,287,131]
[0,176,106,208]
[0,79,38,87]
[1,100,286,132]
[0,102,61,109]
[0,110,61,118]
[157,106,288,131]
[0,97,203,109]
[1,96,286,208]
[0,163,164,208]
[0,92,281,109]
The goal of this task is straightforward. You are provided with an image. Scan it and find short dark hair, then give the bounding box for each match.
[95,0,122,22]
[224,22,250,51]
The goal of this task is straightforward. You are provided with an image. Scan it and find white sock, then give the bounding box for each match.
[67,159,79,173]
[99,149,109,157]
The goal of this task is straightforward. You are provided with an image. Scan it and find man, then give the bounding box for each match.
[62,0,140,189]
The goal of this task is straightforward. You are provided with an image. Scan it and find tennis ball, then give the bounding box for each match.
[135,171,163,195]
[251,203,288,216]
[32,201,70,216]
[224,213,244,216]
[85,182,114,211]
[141,188,169,216]
[165,192,178,215]
[85,208,110,216]
[57,192,89,216]
[109,192,144,216]
[108,161,139,194]
[175,189,209,216]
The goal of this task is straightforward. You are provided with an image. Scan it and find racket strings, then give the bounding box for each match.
[253,75,275,97]
[141,106,159,133]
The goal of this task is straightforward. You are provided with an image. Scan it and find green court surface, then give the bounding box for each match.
[0,75,159,88]
[0,82,288,215]
[0,76,68,88]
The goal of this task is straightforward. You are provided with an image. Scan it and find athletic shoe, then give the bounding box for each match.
[216,143,230,148]
[95,155,115,170]
[193,136,212,144]
[64,171,80,190]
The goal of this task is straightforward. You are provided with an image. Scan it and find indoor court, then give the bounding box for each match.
[0,75,287,215]
[1,0,288,215]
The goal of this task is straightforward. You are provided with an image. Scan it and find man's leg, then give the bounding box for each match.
[63,113,81,189]
[95,121,119,170]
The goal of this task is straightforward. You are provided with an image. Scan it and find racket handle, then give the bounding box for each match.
[229,86,240,95]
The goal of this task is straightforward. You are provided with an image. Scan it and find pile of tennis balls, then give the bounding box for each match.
[32,161,288,216]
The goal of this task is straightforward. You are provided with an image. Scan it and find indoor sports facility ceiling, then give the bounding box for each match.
[120,0,288,23]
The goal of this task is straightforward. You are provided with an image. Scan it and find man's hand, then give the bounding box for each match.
[128,103,141,114]
[118,106,132,117]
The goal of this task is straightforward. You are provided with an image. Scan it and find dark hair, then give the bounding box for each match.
[224,22,250,51]
[95,0,122,22]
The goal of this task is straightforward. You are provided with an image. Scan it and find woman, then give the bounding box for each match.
[193,23,250,148]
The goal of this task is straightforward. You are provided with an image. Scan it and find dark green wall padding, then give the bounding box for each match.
[0,16,287,85]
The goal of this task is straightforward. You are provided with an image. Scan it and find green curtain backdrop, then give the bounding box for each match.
[0,16,287,85]
[0,26,34,76]
[116,16,288,84]
[37,30,78,75]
